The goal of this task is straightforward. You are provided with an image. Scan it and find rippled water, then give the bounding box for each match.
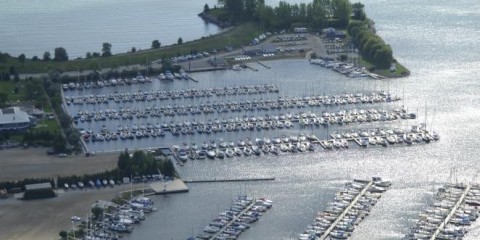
[56,0,480,239]
[0,0,220,58]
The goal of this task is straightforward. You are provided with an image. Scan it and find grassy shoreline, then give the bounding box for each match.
[1,23,262,74]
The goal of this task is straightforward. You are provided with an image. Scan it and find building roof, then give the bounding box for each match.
[25,182,52,191]
[0,107,30,125]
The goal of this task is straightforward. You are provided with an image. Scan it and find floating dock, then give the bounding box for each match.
[184,177,275,183]
[150,179,189,195]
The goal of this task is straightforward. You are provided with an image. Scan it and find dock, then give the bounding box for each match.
[319,180,374,240]
[208,200,256,240]
[430,184,471,240]
[186,67,227,73]
[244,64,258,71]
[150,179,189,195]
[184,177,275,183]
[256,60,271,69]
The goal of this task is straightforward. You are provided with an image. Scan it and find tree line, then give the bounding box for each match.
[348,21,393,68]
[209,0,353,30]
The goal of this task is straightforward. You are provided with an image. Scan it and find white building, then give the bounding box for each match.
[0,107,32,131]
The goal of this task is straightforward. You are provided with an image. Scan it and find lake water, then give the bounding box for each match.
[0,0,221,58]
[13,0,480,239]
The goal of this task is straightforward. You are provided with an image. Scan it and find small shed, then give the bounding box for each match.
[24,182,56,200]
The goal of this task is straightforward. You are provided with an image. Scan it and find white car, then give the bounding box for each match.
[71,216,81,221]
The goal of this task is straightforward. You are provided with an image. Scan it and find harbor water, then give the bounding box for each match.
[122,0,480,239]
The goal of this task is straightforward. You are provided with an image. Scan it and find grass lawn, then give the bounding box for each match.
[1,22,262,74]
[33,119,61,134]
[358,57,410,78]
[0,81,25,102]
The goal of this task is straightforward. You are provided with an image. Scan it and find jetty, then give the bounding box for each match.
[430,184,471,240]
[150,179,189,195]
[184,177,275,183]
[319,180,373,240]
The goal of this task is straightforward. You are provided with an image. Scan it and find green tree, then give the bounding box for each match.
[54,47,68,61]
[151,40,161,49]
[32,56,39,61]
[0,92,7,108]
[162,159,175,177]
[177,37,183,45]
[92,52,101,58]
[131,47,137,53]
[331,0,352,27]
[102,42,112,57]
[352,2,366,20]
[43,51,51,61]
[204,3,210,12]
[86,52,92,59]
[59,230,68,240]
[18,54,26,63]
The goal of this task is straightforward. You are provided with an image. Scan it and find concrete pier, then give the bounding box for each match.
[184,177,275,183]
[150,179,189,195]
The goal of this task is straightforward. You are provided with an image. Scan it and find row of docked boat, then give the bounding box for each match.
[74,196,156,239]
[65,84,280,104]
[195,195,273,240]
[309,59,371,79]
[74,108,415,130]
[404,184,480,240]
[299,177,391,240]
[65,91,399,106]
[62,75,153,91]
[172,134,319,161]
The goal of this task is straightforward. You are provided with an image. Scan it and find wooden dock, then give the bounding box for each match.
[184,177,275,183]
[209,200,256,240]
[430,184,471,240]
[319,180,374,240]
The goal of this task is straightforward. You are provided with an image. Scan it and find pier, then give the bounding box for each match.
[186,67,227,73]
[184,177,275,183]
[430,184,471,240]
[208,200,256,240]
[256,60,271,69]
[319,180,374,240]
[150,179,189,195]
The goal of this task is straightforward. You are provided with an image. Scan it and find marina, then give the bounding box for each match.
[194,195,273,240]
[299,177,391,240]
[404,184,480,240]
